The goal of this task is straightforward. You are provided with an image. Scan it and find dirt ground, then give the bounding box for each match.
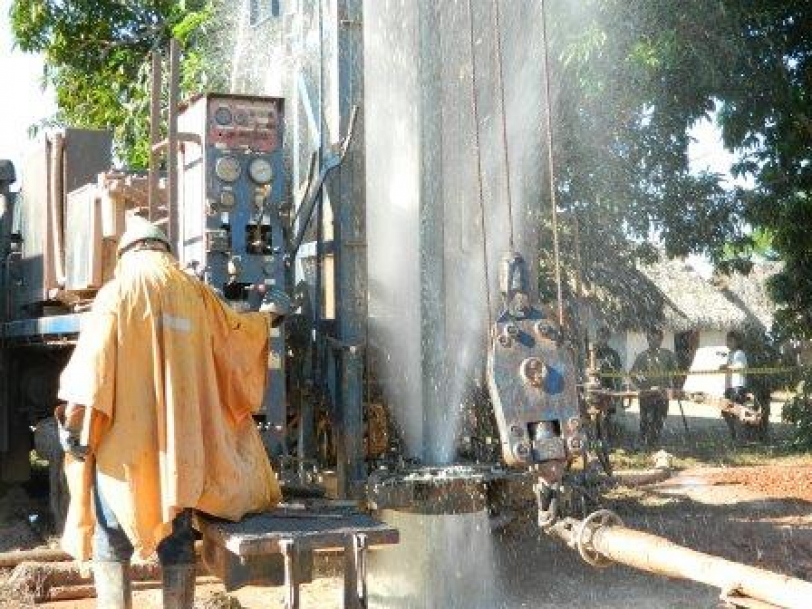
[706,465,812,502]
[1,401,810,608]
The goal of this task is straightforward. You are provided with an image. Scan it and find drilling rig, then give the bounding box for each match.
[0,2,810,608]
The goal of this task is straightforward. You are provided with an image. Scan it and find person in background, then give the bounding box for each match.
[56,216,289,609]
[594,326,623,427]
[630,328,678,447]
[721,330,748,440]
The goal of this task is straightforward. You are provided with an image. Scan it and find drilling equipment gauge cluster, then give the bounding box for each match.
[178,93,286,307]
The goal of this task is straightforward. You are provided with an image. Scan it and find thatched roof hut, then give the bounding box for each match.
[711,261,780,333]
[580,256,778,335]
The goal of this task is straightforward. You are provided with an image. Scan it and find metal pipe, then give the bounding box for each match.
[549,513,812,609]
[49,133,66,288]
[167,39,180,248]
[148,51,161,222]
[333,0,366,497]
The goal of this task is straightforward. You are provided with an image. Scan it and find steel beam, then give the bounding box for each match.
[332,0,366,498]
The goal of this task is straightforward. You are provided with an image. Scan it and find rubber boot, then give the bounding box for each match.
[161,564,196,609]
[93,561,132,609]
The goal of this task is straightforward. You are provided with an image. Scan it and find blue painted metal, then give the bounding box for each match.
[0,161,16,455]
[329,0,366,497]
[2,313,87,340]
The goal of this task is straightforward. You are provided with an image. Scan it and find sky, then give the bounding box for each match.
[688,117,736,180]
[0,0,56,188]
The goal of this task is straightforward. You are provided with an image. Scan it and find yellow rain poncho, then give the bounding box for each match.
[58,250,282,560]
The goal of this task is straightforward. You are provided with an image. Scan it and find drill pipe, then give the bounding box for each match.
[548,513,812,609]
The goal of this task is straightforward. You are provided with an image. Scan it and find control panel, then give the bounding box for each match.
[177,93,286,307]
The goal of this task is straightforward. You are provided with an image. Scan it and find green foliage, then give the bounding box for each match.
[9,0,225,168]
[783,375,812,450]
[539,0,753,303]
[537,0,812,340]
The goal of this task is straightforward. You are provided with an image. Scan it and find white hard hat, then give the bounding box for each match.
[117,215,170,256]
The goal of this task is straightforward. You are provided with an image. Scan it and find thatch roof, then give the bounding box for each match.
[711,261,781,332]
[641,258,751,332]
[579,256,777,334]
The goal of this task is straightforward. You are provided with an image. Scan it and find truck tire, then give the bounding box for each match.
[0,418,32,483]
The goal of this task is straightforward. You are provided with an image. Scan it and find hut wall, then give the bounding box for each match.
[698,330,727,349]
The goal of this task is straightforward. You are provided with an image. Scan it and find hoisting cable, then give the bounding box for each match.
[540,0,565,329]
[466,0,494,333]
[492,0,516,253]
[572,206,589,373]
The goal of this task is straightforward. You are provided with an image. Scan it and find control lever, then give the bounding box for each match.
[288,105,359,261]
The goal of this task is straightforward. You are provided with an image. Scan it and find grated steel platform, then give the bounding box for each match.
[196,503,399,608]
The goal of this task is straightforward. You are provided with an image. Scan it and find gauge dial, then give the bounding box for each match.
[234,108,249,126]
[219,190,236,208]
[214,106,232,126]
[215,155,241,182]
[248,158,274,184]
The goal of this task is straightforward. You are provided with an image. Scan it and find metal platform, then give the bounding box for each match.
[196,504,399,609]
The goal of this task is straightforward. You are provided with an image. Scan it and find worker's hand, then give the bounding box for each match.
[259,286,293,319]
[55,403,89,462]
[59,429,89,462]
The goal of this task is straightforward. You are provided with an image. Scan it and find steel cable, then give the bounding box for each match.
[466,0,494,336]
[540,0,565,329]
[491,0,516,253]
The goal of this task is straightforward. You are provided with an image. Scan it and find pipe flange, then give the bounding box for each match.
[575,509,623,569]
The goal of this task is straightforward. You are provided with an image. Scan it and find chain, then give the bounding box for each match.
[491,0,516,252]
[467,0,494,336]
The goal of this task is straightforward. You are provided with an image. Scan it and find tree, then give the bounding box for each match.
[539,0,811,338]
[718,2,812,339]
[9,0,227,167]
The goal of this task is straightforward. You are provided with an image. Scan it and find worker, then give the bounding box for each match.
[593,326,624,438]
[55,216,286,609]
[630,328,678,447]
[720,330,748,440]
[594,326,623,399]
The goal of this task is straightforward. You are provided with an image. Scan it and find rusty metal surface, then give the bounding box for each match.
[197,506,398,558]
[366,464,518,514]
[205,94,283,152]
[487,306,583,468]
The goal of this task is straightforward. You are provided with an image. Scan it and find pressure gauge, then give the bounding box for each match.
[219,190,236,208]
[214,106,232,126]
[215,155,241,182]
[248,158,274,184]
[234,108,249,126]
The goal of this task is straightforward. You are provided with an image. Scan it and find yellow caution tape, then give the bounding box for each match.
[595,365,804,380]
